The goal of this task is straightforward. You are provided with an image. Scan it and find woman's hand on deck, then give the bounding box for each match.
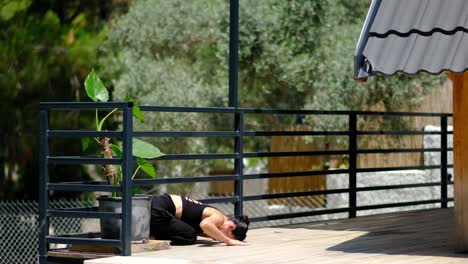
[226,239,248,246]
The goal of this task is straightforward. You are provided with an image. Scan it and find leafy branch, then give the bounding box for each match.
[82,70,164,196]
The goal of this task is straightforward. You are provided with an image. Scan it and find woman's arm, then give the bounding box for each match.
[199,214,247,246]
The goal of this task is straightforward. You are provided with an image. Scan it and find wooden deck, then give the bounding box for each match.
[86,208,468,264]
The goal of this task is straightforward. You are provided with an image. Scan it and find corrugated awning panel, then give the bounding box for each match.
[364,31,468,75]
[371,0,468,36]
[355,0,468,80]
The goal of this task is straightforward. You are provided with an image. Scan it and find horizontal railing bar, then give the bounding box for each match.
[46,236,121,246]
[358,131,442,135]
[50,206,98,212]
[357,148,443,154]
[244,131,348,136]
[133,174,450,187]
[48,183,120,192]
[356,199,446,211]
[355,111,452,117]
[244,189,350,201]
[198,197,239,204]
[140,106,352,115]
[244,169,349,180]
[241,109,351,115]
[140,106,238,113]
[357,165,440,173]
[134,131,239,138]
[244,130,454,137]
[244,150,349,158]
[56,232,101,238]
[357,182,441,192]
[48,210,121,219]
[131,131,454,139]
[133,175,238,185]
[48,156,122,165]
[129,105,454,117]
[40,103,453,117]
[448,165,453,168]
[53,180,108,184]
[149,153,238,161]
[47,130,123,138]
[47,155,451,165]
[40,102,130,110]
[251,208,350,222]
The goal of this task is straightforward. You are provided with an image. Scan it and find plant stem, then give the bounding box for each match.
[98,108,118,131]
[132,166,141,180]
[113,166,122,198]
[95,109,99,131]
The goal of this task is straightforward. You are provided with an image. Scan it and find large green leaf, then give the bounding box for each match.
[136,157,157,178]
[115,139,164,159]
[0,0,32,21]
[84,70,109,102]
[81,137,90,152]
[132,138,164,159]
[111,144,123,158]
[124,96,144,123]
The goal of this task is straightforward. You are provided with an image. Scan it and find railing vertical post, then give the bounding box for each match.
[230,0,241,215]
[440,115,448,208]
[121,102,133,256]
[234,112,244,215]
[38,109,49,264]
[229,0,239,108]
[349,112,357,218]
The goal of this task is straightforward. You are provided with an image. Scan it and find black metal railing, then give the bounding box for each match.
[39,102,134,263]
[38,102,453,262]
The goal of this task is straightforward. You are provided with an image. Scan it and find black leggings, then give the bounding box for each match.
[150,195,197,245]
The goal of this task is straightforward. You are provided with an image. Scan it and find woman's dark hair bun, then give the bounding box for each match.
[239,215,250,225]
[229,215,250,241]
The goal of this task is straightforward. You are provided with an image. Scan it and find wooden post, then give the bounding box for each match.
[448,72,468,252]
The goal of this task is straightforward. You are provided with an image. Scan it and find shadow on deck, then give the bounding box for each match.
[289,208,465,259]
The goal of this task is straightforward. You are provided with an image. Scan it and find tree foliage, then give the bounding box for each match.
[1,0,446,199]
[107,0,443,110]
[0,0,127,200]
[105,0,444,144]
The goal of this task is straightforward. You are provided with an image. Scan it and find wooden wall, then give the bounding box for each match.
[265,81,452,208]
[359,80,453,168]
[268,125,326,207]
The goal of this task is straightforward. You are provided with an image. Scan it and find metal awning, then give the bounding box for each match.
[354,0,468,80]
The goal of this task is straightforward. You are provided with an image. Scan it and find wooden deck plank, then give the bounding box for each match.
[86,209,468,264]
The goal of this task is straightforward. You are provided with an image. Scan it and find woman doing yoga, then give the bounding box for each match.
[150,194,249,246]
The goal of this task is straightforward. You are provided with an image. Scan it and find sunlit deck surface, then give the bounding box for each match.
[89,208,468,264]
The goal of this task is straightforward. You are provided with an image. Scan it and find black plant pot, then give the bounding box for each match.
[97,195,151,242]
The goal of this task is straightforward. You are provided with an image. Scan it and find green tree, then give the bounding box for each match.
[103,0,445,179]
[102,0,229,184]
[0,0,128,200]
[107,0,442,114]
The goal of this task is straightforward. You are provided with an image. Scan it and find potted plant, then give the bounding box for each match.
[82,70,164,241]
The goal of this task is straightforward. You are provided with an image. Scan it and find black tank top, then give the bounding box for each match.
[181,197,212,233]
